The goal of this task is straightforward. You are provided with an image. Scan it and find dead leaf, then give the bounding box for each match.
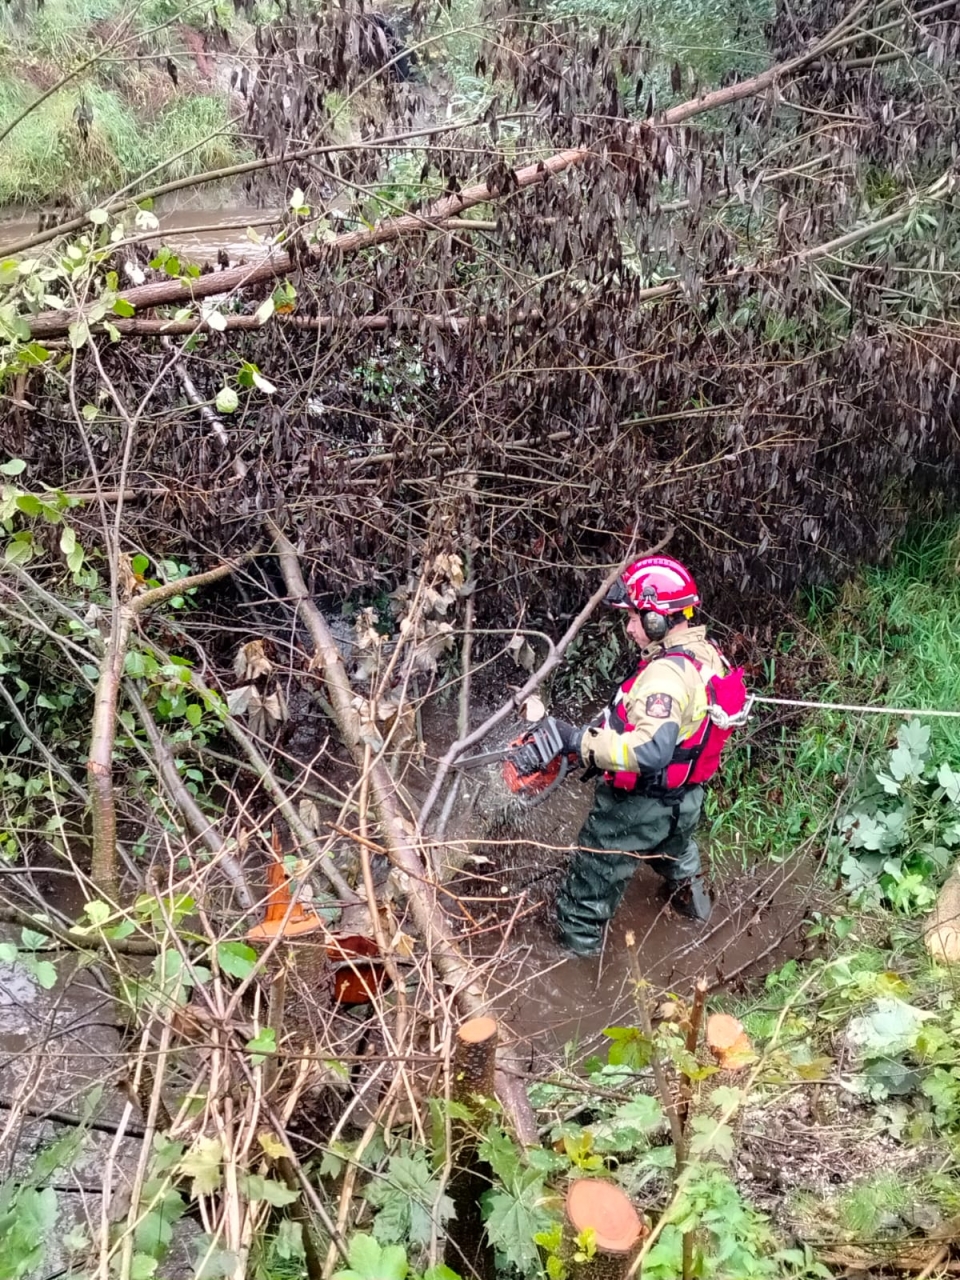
[227,684,253,716]
[234,639,273,682]
[298,797,320,833]
[507,633,536,671]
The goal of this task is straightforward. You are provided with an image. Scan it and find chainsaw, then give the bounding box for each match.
[454,716,580,807]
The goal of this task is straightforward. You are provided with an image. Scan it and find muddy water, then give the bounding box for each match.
[447,767,815,1061]
[0,206,281,263]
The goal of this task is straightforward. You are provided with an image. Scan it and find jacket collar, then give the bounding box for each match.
[639,625,706,662]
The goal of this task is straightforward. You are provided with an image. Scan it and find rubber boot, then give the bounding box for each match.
[665,875,712,922]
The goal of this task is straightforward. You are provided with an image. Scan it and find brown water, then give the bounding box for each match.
[443,765,818,1063]
[0,206,281,263]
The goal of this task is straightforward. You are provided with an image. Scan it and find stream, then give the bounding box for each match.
[0,205,282,264]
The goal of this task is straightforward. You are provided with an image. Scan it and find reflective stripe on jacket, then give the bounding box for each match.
[579,626,735,789]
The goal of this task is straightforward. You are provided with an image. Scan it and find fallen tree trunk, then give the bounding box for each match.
[23,4,885,341]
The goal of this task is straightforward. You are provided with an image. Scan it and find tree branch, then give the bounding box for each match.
[417,528,673,828]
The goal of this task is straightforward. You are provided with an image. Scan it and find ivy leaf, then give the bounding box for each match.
[179,1135,223,1196]
[687,1115,735,1162]
[483,1179,553,1272]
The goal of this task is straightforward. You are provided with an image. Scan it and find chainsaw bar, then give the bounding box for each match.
[454,717,564,771]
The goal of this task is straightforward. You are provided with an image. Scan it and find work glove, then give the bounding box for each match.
[552,718,584,760]
[510,718,583,777]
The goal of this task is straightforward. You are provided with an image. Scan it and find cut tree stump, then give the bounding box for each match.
[564,1179,646,1279]
[705,1013,754,1071]
[444,1017,499,1280]
[925,872,960,962]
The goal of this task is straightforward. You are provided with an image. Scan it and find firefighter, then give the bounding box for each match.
[520,556,746,956]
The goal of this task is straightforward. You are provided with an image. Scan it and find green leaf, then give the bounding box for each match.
[20,927,48,950]
[125,650,148,678]
[113,298,136,318]
[0,941,17,963]
[246,1027,277,1063]
[601,1024,652,1069]
[338,1235,385,1280]
[185,703,203,728]
[19,343,50,366]
[216,941,257,979]
[88,209,109,226]
[84,900,111,927]
[846,997,933,1057]
[14,494,41,517]
[365,1151,453,1248]
[939,762,960,805]
[67,545,84,574]
[27,959,58,990]
[478,1125,521,1183]
[132,553,150,575]
[68,321,89,350]
[59,526,76,555]
[240,1174,299,1207]
[688,1114,735,1162]
[81,404,99,421]
[483,1181,553,1272]
[215,386,238,414]
[130,1255,157,1280]
[0,458,26,477]
[179,1135,223,1196]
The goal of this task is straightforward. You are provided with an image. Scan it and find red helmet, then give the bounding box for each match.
[606,555,700,615]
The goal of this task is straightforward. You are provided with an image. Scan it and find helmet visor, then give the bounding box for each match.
[604,578,631,609]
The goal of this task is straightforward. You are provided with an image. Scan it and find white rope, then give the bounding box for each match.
[753,695,960,719]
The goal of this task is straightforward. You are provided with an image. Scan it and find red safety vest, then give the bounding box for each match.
[603,645,748,792]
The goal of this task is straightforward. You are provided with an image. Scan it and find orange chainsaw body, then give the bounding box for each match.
[502,737,566,795]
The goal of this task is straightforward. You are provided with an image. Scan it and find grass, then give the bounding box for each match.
[0,71,244,206]
[0,0,249,208]
[708,522,960,874]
